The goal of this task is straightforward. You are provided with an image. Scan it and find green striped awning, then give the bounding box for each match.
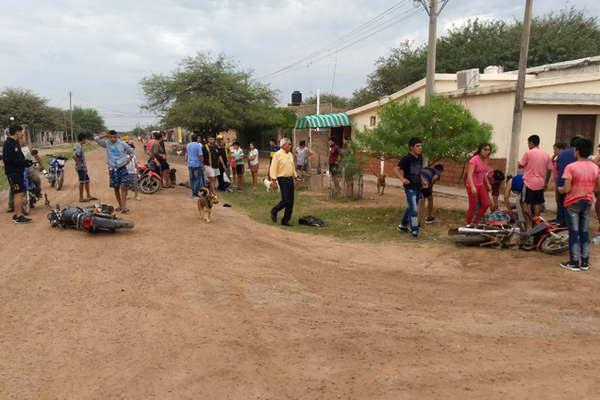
[295,112,351,129]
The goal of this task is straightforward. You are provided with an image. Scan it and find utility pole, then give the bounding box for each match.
[69,91,74,142]
[424,0,437,101]
[508,0,533,175]
[419,0,448,101]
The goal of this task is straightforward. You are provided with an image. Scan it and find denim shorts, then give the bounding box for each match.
[109,166,129,188]
[77,169,90,183]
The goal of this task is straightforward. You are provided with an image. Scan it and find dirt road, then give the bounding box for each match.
[1,147,600,399]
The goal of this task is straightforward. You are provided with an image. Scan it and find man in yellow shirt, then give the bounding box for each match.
[269,138,298,226]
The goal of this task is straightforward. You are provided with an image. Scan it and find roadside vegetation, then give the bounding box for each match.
[222,181,465,243]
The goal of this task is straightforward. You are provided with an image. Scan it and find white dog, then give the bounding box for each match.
[263,177,279,192]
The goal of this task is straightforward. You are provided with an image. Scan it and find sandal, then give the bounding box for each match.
[115,207,123,212]
[121,208,130,214]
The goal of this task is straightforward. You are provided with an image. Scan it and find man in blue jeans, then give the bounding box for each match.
[395,137,424,237]
[555,136,579,226]
[186,134,204,197]
[558,138,600,271]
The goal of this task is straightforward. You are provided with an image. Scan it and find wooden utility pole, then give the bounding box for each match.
[508,0,534,175]
[424,0,438,102]
[69,91,74,142]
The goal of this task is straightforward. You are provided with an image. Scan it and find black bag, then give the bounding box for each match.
[298,215,325,227]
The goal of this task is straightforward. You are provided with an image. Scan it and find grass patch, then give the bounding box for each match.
[222,181,466,243]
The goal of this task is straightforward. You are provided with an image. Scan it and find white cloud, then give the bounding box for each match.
[0,0,599,129]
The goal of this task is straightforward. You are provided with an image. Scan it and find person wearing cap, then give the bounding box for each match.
[269,138,299,226]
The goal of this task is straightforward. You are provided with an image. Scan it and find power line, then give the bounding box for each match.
[257,1,420,80]
[261,6,423,80]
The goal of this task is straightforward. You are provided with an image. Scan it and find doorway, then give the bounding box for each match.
[555,114,597,145]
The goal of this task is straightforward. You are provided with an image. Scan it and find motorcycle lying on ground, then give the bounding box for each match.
[449,209,569,254]
[137,161,162,194]
[43,154,68,190]
[46,195,134,233]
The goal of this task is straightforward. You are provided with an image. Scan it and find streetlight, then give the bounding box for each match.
[9,116,15,125]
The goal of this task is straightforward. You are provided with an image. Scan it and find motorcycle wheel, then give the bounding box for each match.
[450,234,487,246]
[92,217,135,232]
[140,176,160,194]
[55,172,64,190]
[539,231,569,254]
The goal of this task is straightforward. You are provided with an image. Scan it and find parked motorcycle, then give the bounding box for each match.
[44,154,68,190]
[449,215,568,254]
[22,168,42,215]
[137,161,162,194]
[47,198,134,233]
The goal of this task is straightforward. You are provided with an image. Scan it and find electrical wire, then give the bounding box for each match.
[260,6,424,80]
[257,0,420,80]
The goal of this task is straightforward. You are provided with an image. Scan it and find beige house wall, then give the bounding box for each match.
[521,105,600,154]
[349,72,600,167]
[449,92,515,159]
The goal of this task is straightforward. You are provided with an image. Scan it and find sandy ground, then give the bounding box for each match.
[1,145,600,400]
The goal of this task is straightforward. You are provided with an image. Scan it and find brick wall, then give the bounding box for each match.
[362,153,508,187]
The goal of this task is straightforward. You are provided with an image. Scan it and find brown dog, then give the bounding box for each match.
[377,174,386,196]
[197,188,219,222]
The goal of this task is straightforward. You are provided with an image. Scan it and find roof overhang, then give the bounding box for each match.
[294,112,351,129]
[524,93,600,106]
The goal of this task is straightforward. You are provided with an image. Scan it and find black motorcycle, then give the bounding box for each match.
[47,198,134,233]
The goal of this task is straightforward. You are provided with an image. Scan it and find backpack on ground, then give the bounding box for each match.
[299,215,325,227]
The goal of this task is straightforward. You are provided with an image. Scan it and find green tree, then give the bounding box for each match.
[0,88,57,132]
[304,94,351,110]
[356,96,492,165]
[141,53,280,136]
[351,8,600,107]
[68,107,106,138]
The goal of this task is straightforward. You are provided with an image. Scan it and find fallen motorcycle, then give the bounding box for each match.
[449,215,568,254]
[47,197,134,233]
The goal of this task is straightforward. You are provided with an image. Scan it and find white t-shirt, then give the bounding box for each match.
[248,148,259,166]
[126,154,137,174]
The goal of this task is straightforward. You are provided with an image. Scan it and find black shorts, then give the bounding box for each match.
[329,164,340,176]
[236,164,245,175]
[421,187,433,199]
[7,173,25,194]
[159,158,170,171]
[523,186,545,205]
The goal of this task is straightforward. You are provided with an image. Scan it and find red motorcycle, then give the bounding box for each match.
[137,162,162,194]
[449,214,569,255]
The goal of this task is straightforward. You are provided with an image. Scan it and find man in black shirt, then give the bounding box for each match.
[2,125,32,223]
[395,137,423,237]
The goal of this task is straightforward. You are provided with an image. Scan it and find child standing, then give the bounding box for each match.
[558,138,600,271]
[420,164,444,224]
[232,142,245,189]
[126,142,141,201]
[73,134,97,203]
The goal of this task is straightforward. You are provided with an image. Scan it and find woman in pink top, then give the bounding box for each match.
[465,143,492,224]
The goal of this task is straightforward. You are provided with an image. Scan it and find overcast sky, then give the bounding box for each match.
[1,0,599,131]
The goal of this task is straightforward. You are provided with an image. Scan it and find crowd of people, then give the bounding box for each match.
[394,134,600,271]
[4,125,600,270]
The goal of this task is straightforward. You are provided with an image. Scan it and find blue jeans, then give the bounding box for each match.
[566,200,591,263]
[401,188,420,236]
[189,166,204,196]
[556,192,566,226]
